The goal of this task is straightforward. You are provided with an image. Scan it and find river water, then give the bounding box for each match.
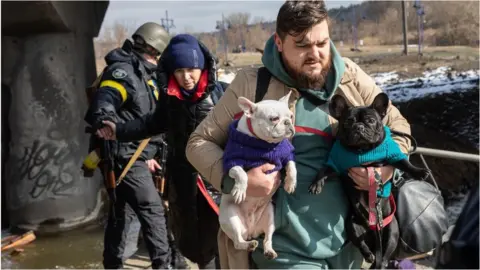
[2,222,105,269]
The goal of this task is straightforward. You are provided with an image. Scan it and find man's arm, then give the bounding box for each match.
[115,96,168,142]
[351,60,412,153]
[84,68,133,126]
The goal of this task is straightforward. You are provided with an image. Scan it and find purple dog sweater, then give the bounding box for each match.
[223,120,295,174]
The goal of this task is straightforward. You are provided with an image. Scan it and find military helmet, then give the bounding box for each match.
[132,22,170,54]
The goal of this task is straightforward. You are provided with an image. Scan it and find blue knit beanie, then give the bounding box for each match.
[168,34,205,72]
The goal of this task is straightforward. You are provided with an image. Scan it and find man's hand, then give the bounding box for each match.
[348,165,395,191]
[246,163,281,197]
[146,159,161,173]
[96,120,117,140]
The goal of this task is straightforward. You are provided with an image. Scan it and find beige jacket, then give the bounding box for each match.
[186,57,411,269]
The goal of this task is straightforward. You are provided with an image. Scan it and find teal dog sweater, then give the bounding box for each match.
[326,126,407,197]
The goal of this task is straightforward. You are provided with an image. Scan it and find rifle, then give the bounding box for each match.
[83,122,152,221]
[102,138,118,221]
[153,139,168,198]
[85,124,118,221]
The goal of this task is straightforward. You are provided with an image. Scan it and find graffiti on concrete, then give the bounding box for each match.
[15,138,78,199]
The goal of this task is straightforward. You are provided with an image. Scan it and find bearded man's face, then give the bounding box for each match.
[274,20,332,90]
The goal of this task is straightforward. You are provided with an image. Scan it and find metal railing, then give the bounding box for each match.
[409,146,479,190]
[411,147,480,163]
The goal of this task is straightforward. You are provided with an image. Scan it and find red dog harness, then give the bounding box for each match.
[233,112,333,140]
[367,167,396,230]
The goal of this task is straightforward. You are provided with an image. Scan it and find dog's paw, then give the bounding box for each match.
[231,183,247,204]
[284,175,297,194]
[308,178,326,195]
[284,161,297,194]
[412,168,431,181]
[365,253,375,264]
[247,240,258,252]
[264,249,278,260]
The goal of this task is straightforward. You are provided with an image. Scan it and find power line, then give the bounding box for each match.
[161,10,175,34]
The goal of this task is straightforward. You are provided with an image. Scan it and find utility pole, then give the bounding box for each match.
[401,0,408,55]
[413,0,425,56]
[340,17,345,46]
[161,10,175,34]
[351,7,358,51]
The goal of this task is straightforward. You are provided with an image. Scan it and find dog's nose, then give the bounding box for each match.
[356,125,365,132]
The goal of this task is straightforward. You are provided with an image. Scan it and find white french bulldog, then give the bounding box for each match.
[219,91,297,260]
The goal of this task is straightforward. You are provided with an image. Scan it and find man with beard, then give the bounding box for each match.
[185,0,412,269]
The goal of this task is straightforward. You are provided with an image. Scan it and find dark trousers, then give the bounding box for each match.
[103,161,170,269]
[198,255,220,269]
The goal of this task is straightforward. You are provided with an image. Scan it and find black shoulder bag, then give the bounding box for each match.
[389,130,449,262]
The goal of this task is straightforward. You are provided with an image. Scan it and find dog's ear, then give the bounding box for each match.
[370,93,389,119]
[278,90,292,105]
[329,94,348,119]
[238,97,257,118]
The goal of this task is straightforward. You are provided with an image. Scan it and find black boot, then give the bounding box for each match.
[170,238,189,269]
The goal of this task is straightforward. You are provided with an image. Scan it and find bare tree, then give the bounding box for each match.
[198,33,218,54]
[94,20,137,67]
[245,24,271,50]
[424,1,479,46]
[252,16,265,24]
[226,12,251,27]
[377,7,401,45]
[225,12,252,51]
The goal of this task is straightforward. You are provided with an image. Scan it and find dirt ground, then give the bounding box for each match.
[222,45,478,75]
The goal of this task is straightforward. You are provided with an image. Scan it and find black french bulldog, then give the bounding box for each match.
[309,93,431,269]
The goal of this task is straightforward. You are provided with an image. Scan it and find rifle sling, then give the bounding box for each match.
[117,138,151,184]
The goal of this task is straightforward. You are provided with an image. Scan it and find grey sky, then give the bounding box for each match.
[100,0,359,35]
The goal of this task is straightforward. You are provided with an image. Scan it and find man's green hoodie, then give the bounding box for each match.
[250,36,363,269]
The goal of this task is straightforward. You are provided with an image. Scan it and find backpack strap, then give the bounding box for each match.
[255,66,272,102]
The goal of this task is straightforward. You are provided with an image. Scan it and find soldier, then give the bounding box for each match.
[84,22,173,269]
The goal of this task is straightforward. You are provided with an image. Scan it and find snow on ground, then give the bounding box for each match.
[218,71,236,84]
[371,67,480,103]
[220,66,480,104]
[371,67,479,227]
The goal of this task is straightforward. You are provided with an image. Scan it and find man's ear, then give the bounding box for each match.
[238,97,257,118]
[278,90,292,105]
[370,93,390,119]
[329,94,348,119]
[274,33,283,52]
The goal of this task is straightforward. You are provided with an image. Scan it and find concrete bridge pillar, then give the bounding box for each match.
[1,1,109,233]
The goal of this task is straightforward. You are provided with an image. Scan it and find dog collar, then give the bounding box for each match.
[246,118,258,138]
